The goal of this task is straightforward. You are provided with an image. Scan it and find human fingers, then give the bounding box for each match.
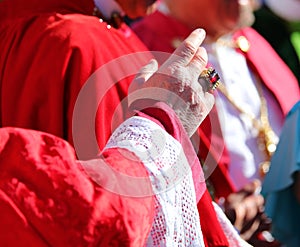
[240,216,261,240]
[256,213,272,232]
[233,203,247,231]
[234,202,260,235]
[242,194,264,222]
[164,28,206,67]
[227,192,264,232]
[132,59,158,85]
[188,46,208,78]
[128,59,158,106]
[240,179,262,196]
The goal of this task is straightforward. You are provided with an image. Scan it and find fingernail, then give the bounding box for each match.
[195,28,205,37]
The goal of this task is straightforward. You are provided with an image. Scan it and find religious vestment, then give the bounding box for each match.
[0,102,207,246]
[0,0,151,159]
[0,100,251,246]
[0,0,232,245]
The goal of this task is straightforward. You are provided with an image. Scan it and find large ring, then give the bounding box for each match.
[199,67,220,91]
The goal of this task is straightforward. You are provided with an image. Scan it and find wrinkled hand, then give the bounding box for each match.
[224,180,281,247]
[128,28,215,137]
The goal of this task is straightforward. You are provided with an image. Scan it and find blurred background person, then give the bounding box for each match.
[252,0,300,85]
[132,0,300,246]
[262,100,300,247]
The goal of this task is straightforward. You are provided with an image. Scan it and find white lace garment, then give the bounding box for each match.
[81,116,253,246]
[105,116,205,247]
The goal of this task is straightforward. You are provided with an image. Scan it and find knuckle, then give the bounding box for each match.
[181,40,197,56]
[194,52,207,67]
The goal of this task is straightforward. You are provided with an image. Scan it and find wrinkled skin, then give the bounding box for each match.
[128,28,215,137]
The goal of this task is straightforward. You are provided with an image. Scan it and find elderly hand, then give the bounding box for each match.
[128,28,215,137]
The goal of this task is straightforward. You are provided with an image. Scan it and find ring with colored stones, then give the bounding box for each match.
[199,67,220,91]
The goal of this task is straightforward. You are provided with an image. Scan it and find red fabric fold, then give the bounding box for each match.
[0,127,154,247]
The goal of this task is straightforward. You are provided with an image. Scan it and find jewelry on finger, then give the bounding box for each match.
[199,67,220,91]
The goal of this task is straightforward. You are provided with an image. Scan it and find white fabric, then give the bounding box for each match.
[105,116,205,247]
[204,38,283,189]
[265,0,300,22]
[213,202,253,247]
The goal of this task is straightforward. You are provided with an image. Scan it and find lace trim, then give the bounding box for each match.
[106,116,204,246]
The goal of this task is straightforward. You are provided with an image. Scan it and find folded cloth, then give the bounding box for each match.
[0,126,154,247]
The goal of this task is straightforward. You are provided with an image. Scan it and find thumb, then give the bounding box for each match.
[128,59,158,106]
[133,59,158,85]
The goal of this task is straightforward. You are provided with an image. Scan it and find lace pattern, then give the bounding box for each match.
[106,116,204,246]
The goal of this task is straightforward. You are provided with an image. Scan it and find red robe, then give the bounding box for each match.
[0,0,152,159]
[0,101,210,246]
[0,0,228,245]
[0,127,154,247]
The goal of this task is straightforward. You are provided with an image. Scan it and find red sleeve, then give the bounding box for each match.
[0,127,154,247]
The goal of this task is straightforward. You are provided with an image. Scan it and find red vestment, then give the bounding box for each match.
[0,127,154,246]
[0,0,151,159]
[0,101,210,246]
[0,0,231,245]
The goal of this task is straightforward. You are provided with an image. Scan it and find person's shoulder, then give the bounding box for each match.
[46,13,109,45]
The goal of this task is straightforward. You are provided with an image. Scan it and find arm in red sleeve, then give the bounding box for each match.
[0,127,154,247]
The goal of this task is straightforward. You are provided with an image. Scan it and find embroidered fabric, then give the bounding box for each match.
[212,202,253,247]
[105,116,205,246]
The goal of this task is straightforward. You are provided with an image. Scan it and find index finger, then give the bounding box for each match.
[165,28,206,66]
